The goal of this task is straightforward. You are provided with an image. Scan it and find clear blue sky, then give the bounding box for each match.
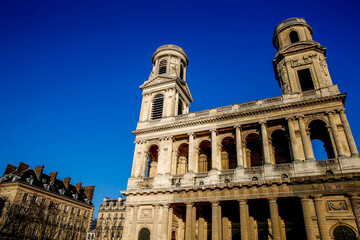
[1,0,360,217]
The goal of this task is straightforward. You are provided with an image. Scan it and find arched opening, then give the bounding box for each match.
[271,130,292,164]
[309,120,335,160]
[246,133,263,167]
[290,31,300,43]
[177,99,183,115]
[177,143,189,175]
[147,145,159,177]
[198,140,212,172]
[151,94,164,120]
[180,64,184,80]
[138,228,150,240]
[298,68,314,91]
[333,226,357,240]
[221,137,237,170]
[158,59,167,75]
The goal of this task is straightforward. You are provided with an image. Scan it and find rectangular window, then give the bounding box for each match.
[31,195,37,203]
[298,68,314,91]
[22,193,28,202]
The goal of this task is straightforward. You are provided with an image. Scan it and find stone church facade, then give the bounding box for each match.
[121,18,360,240]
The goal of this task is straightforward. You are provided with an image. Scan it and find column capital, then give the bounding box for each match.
[210,129,218,134]
[162,203,170,208]
[234,124,242,130]
[268,197,277,203]
[152,204,161,208]
[210,201,219,205]
[299,195,311,200]
[188,132,196,138]
[312,194,323,199]
[259,119,267,125]
[238,199,247,204]
[185,202,194,207]
[285,116,295,121]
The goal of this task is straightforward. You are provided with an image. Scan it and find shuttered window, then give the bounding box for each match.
[178,99,183,115]
[158,59,167,74]
[151,94,164,120]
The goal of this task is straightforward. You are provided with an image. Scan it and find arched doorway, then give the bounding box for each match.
[138,228,150,240]
[271,130,292,164]
[246,133,263,167]
[333,225,356,240]
[221,137,237,170]
[309,120,335,160]
[198,140,212,172]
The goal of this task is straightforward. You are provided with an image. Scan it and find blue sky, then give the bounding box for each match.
[1,0,360,216]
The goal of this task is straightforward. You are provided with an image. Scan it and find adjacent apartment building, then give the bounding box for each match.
[96,196,126,239]
[0,162,95,240]
[121,18,360,240]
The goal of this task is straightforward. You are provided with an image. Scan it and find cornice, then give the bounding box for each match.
[133,94,346,136]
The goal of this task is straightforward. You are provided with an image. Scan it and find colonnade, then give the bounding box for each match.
[127,194,360,240]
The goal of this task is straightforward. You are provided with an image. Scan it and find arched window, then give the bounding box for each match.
[158,59,167,75]
[221,137,237,170]
[151,94,164,120]
[333,226,356,240]
[298,68,314,91]
[290,31,300,43]
[147,145,159,177]
[309,120,335,160]
[178,99,183,115]
[246,133,263,167]
[271,130,292,164]
[177,143,189,175]
[198,140,212,172]
[138,228,150,240]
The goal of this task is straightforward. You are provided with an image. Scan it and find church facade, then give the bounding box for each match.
[121,18,360,240]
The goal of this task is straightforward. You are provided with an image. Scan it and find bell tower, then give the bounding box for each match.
[138,44,193,124]
[272,18,338,95]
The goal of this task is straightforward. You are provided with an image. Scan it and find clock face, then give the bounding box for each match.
[171,57,178,63]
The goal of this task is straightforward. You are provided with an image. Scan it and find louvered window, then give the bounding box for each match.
[178,99,183,115]
[158,59,167,74]
[151,94,164,120]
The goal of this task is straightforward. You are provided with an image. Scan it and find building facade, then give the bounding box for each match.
[96,196,126,239]
[0,162,95,240]
[122,18,360,240]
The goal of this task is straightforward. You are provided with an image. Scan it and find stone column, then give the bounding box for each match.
[140,151,148,177]
[188,132,195,172]
[153,205,160,239]
[239,200,249,240]
[211,129,218,170]
[298,116,315,161]
[211,202,220,240]
[172,150,179,175]
[218,204,222,240]
[260,121,271,165]
[287,117,301,161]
[268,198,281,240]
[235,125,244,168]
[328,111,345,156]
[339,109,359,156]
[130,206,139,240]
[299,196,316,240]
[349,193,360,234]
[313,195,330,240]
[185,203,193,239]
[192,205,197,239]
[161,204,170,239]
[198,208,205,240]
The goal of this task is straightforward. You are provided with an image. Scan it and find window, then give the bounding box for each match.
[298,68,314,91]
[64,205,69,213]
[22,193,28,202]
[178,99,183,115]
[151,94,164,120]
[180,64,184,80]
[77,209,81,216]
[31,195,37,203]
[40,198,46,206]
[158,59,167,74]
[290,31,300,43]
[71,207,75,214]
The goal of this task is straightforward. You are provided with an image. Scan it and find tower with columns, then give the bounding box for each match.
[122,18,360,240]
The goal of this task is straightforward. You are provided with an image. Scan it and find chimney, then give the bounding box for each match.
[49,171,57,182]
[16,162,29,174]
[4,164,17,175]
[34,165,44,180]
[75,182,82,192]
[63,177,71,189]
[84,185,95,202]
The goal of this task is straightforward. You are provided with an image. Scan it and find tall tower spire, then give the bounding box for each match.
[138,44,192,124]
[272,18,338,95]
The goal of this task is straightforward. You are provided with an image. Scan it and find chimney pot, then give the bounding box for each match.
[75,182,82,192]
[84,185,95,202]
[63,177,71,189]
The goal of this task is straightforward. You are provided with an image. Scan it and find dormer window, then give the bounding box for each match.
[290,31,300,43]
[151,94,164,120]
[158,59,167,75]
